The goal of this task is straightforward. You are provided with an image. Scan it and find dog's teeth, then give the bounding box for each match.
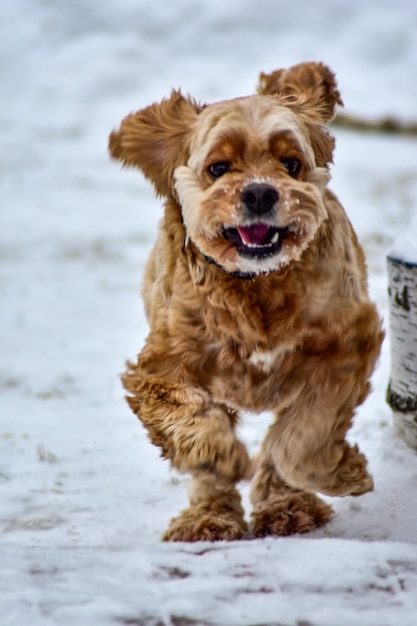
[244,236,279,249]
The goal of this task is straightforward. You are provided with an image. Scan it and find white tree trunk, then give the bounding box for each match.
[387,255,417,449]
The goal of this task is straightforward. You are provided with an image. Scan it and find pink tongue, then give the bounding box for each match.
[237,224,270,245]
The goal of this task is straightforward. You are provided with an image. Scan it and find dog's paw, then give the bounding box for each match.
[200,438,251,483]
[251,492,333,537]
[175,430,250,483]
[162,505,248,542]
[314,444,374,497]
[338,444,374,495]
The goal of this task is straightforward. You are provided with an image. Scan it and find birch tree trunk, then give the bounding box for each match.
[387,255,417,449]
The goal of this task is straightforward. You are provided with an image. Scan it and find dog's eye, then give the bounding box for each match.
[208,162,231,179]
[281,158,301,177]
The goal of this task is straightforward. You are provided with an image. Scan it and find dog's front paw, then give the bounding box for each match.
[174,427,250,483]
[313,444,374,497]
[196,438,251,483]
[334,444,374,496]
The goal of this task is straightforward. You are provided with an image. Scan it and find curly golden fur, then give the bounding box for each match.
[109,62,384,542]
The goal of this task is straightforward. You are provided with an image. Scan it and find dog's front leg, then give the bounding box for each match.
[250,385,372,537]
[265,391,374,499]
[123,365,250,541]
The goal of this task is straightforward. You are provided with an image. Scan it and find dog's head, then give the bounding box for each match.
[109,62,342,276]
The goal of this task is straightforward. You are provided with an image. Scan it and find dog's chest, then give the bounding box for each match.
[247,347,285,373]
[207,338,297,412]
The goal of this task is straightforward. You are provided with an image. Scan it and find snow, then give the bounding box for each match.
[2,0,417,624]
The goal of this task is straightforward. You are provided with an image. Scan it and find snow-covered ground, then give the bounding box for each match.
[2,1,417,624]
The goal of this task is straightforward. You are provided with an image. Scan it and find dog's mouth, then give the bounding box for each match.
[222,223,289,258]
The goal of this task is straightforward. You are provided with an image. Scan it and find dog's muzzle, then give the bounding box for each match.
[223,182,287,259]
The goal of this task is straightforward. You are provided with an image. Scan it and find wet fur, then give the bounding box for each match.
[109,62,384,541]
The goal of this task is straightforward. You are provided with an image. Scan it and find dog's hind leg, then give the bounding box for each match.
[163,473,248,542]
[250,454,333,537]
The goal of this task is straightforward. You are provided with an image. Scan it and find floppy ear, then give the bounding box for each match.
[109,90,201,197]
[257,61,343,123]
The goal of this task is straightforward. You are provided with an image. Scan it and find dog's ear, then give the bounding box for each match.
[109,90,201,197]
[257,62,343,123]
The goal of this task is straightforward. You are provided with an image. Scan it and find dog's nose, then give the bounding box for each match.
[240,183,279,216]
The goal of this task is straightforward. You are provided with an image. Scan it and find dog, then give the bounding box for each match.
[109,62,384,541]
